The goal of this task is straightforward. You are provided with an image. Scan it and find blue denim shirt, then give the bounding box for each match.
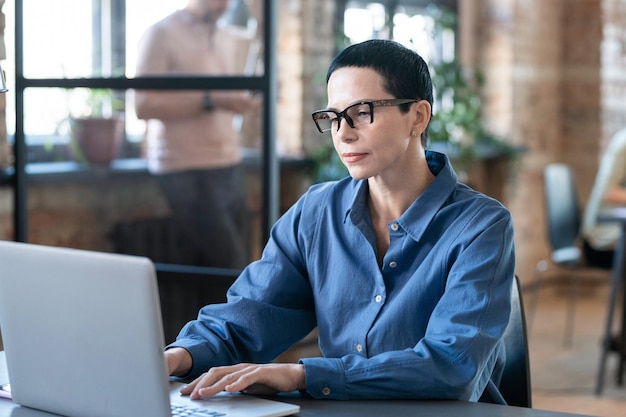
[170,151,516,401]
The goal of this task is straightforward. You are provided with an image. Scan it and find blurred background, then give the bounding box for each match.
[0,1,624,415]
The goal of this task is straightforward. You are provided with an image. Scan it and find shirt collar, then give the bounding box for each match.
[344,150,459,241]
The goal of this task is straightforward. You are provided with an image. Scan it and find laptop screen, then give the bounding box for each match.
[0,242,299,417]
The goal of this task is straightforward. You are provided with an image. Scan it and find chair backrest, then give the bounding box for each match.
[499,275,532,407]
[480,275,532,408]
[543,163,581,251]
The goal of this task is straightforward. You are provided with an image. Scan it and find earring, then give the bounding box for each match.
[411,130,417,137]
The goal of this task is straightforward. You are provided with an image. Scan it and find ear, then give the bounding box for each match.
[411,100,431,135]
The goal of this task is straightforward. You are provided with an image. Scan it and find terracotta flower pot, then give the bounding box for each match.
[69,116,124,165]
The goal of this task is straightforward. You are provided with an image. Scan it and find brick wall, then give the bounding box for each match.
[277,0,335,155]
[602,0,626,147]
[0,0,622,287]
[471,0,604,284]
[276,0,611,285]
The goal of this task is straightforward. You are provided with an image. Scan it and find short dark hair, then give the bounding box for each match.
[326,39,433,145]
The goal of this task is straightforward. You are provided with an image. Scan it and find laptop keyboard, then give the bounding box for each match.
[171,403,227,416]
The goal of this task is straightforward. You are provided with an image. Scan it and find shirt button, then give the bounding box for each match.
[356,343,363,352]
[390,223,399,231]
[389,261,397,268]
[375,295,382,303]
[322,387,331,396]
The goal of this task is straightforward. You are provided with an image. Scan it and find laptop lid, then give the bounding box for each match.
[0,241,171,417]
[0,242,299,417]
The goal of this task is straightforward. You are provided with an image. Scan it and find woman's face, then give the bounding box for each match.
[326,67,425,181]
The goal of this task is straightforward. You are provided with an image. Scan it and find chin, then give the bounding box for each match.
[346,168,371,181]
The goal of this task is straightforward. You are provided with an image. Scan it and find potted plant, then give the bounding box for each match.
[312,6,519,191]
[425,6,518,174]
[427,58,517,173]
[68,88,125,166]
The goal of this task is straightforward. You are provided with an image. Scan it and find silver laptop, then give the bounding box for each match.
[0,241,299,417]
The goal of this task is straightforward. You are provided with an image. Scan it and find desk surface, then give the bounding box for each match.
[0,395,597,417]
[594,206,626,395]
[0,352,594,417]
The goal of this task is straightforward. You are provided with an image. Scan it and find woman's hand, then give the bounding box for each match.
[180,363,306,399]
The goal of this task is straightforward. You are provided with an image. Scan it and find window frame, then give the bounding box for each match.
[11,0,280,270]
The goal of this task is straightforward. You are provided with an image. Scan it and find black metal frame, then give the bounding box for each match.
[11,1,278,276]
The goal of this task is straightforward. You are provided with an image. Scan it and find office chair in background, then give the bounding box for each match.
[526,163,610,347]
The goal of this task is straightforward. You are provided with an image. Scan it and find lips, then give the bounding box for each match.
[341,153,368,163]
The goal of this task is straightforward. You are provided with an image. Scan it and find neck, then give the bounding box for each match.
[367,154,435,221]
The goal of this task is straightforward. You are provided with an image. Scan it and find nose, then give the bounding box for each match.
[333,118,356,142]
[335,113,356,133]
[337,114,354,131]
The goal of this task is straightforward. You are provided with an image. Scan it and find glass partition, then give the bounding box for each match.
[8,0,278,273]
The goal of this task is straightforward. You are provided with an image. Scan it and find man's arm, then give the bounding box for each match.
[134,26,260,120]
[603,186,626,205]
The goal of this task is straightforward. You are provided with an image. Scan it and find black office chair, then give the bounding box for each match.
[526,163,610,346]
[481,275,532,408]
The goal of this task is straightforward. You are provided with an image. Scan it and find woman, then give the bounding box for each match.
[164,39,516,402]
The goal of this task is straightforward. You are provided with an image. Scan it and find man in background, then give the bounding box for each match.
[135,0,259,269]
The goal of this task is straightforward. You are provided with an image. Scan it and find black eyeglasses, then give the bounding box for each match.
[311,98,419,133]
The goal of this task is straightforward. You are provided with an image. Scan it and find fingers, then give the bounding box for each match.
[233,93,261,113]
[180,364,253,400]
[179,363,305,400]
[211,91,260,113]
[219,366,272,394]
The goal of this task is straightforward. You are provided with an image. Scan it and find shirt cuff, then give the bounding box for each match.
[299,357,346,399]
[166,339,213,379]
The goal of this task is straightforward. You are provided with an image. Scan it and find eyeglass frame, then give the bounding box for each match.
[311,98,420,134]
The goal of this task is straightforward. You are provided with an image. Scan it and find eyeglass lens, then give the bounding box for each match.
[313,102,373,133]
[313,99,420,133]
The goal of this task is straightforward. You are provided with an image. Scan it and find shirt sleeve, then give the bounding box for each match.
[301,203,515,401]
[166,197,318,378]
